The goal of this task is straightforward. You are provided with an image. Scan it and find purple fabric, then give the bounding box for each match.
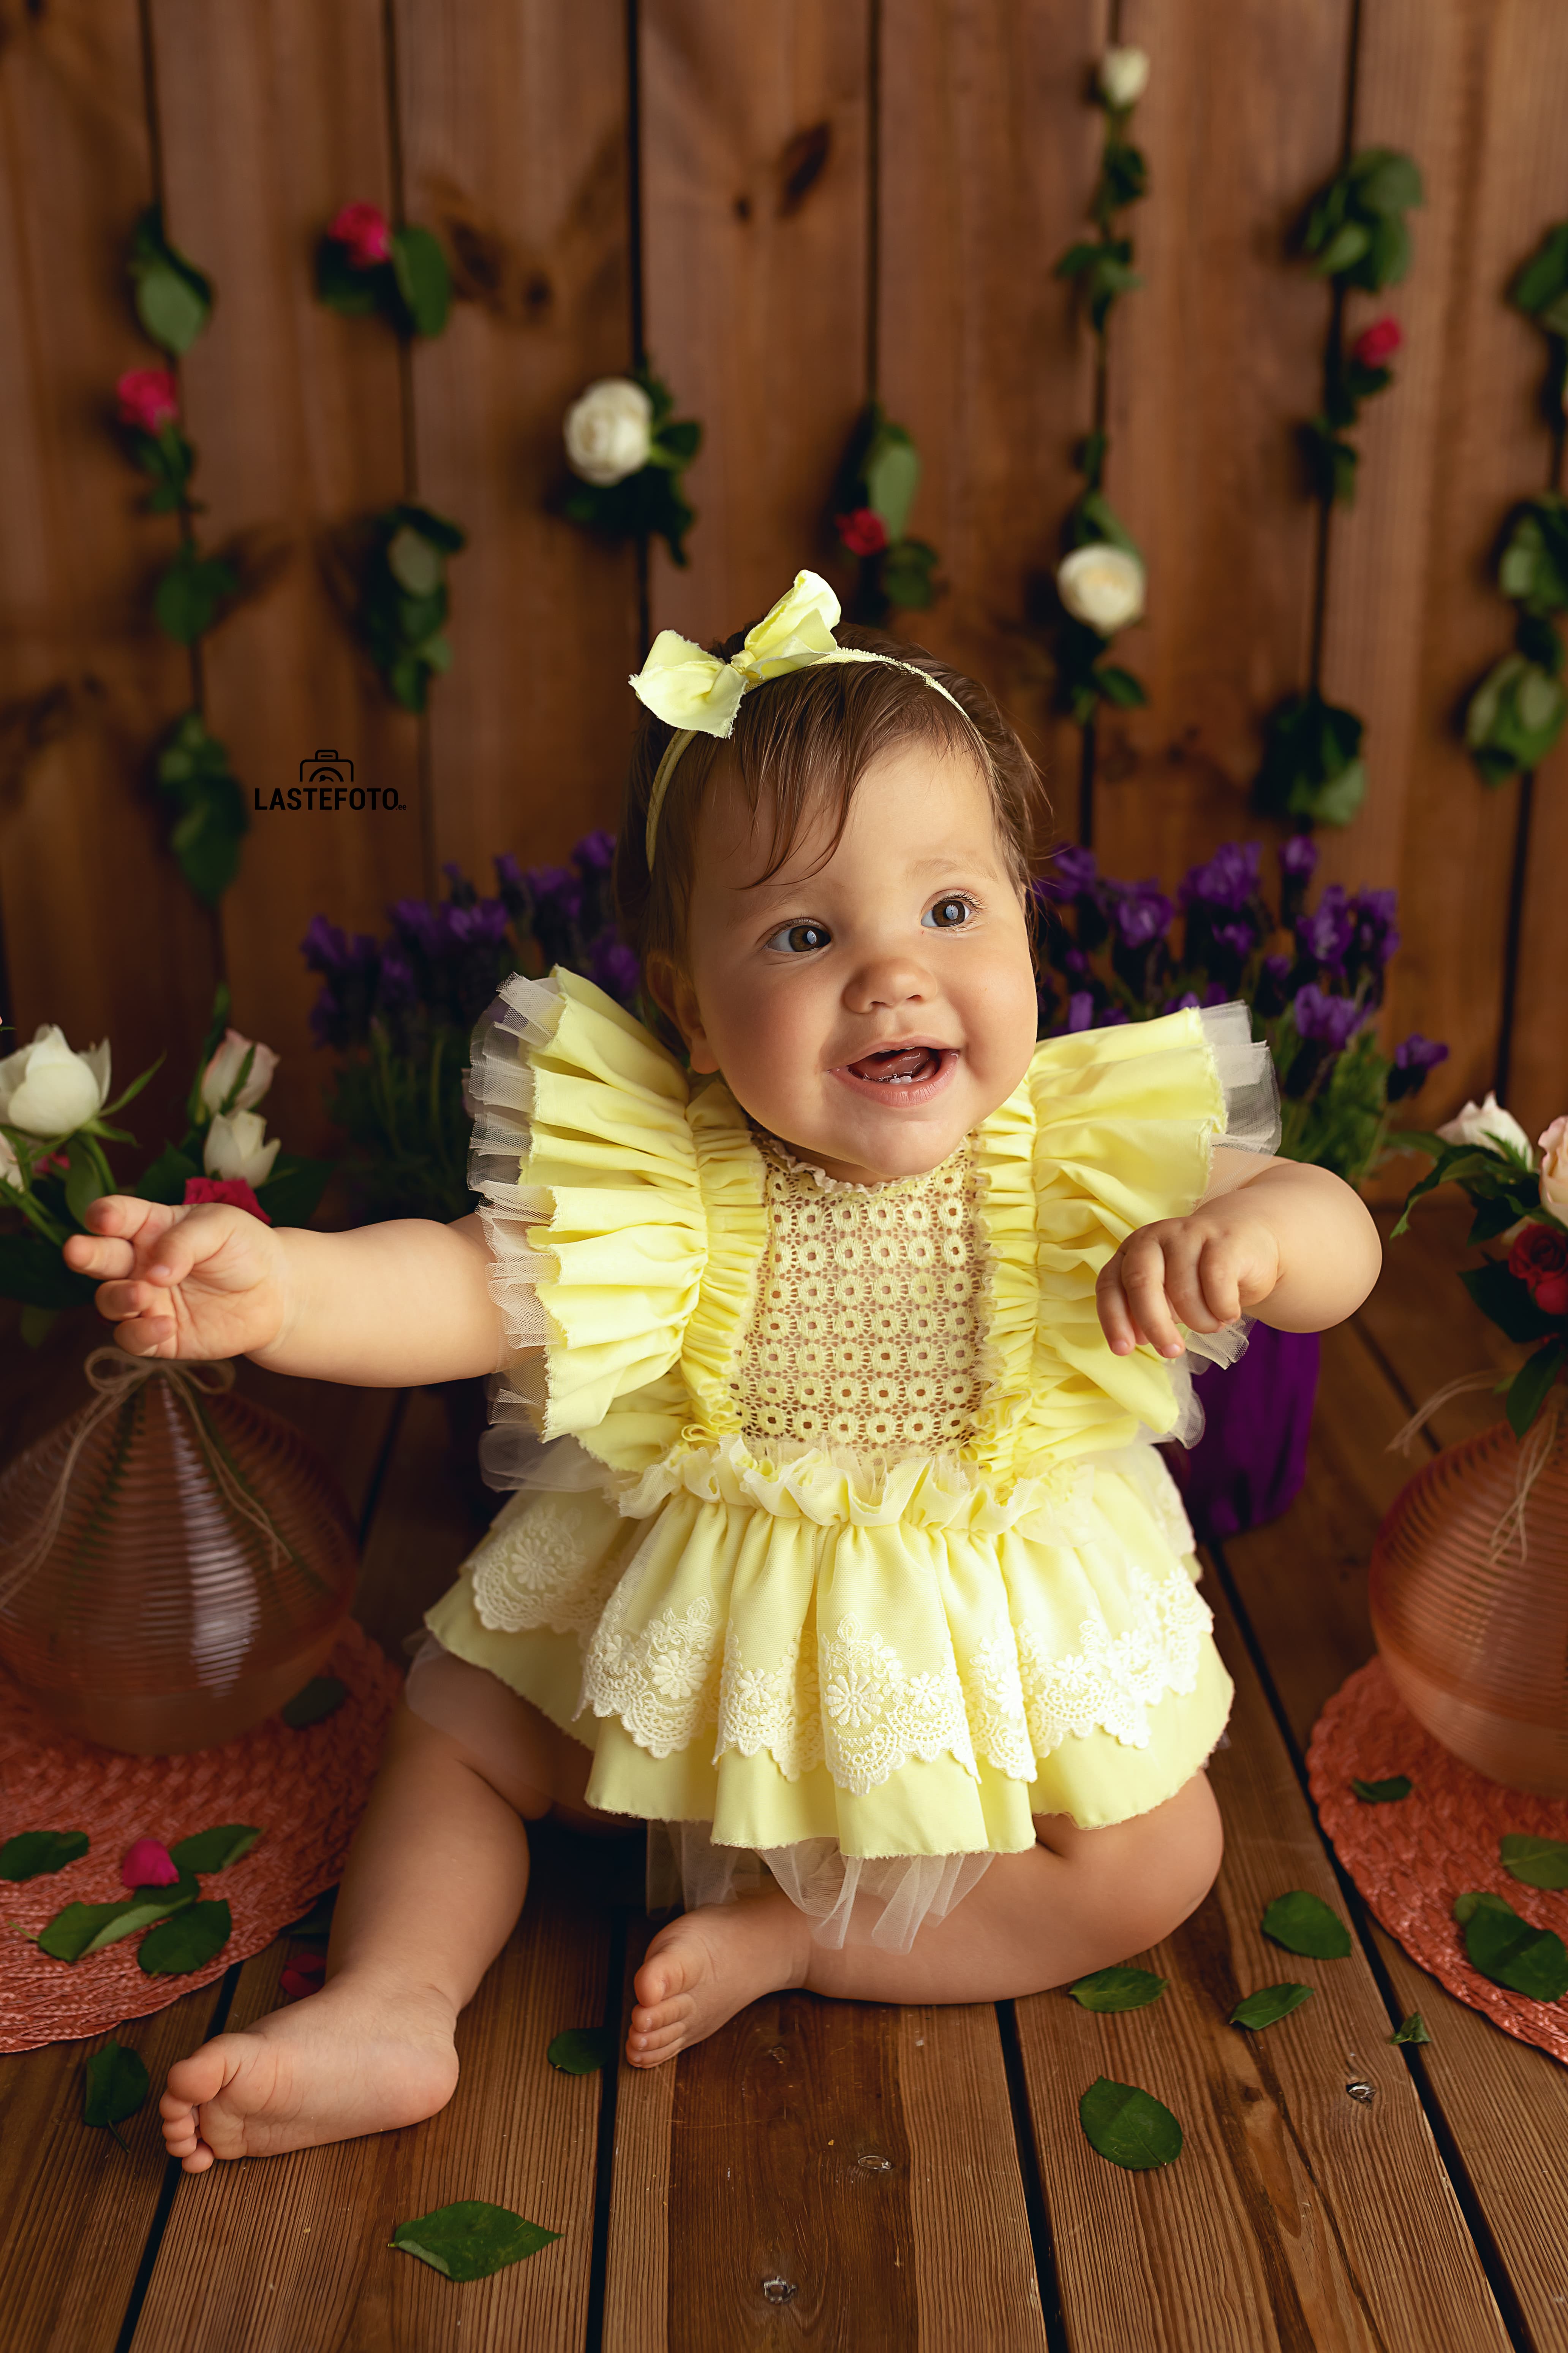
[1164,1324,1320,1545]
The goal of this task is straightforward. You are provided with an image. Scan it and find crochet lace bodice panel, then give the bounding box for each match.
[727,1135,987,1465]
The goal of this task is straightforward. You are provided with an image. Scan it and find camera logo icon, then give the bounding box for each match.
[300,748,354,784]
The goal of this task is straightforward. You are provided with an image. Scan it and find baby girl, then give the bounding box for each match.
[66,571,1380,2172]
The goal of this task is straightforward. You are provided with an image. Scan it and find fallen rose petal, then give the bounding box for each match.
[279,1953,327,2003]
[120,1837,179,1889]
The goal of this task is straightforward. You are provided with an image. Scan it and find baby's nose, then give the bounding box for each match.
[842,954,933,1012]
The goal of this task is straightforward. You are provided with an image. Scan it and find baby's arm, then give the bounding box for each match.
[1096,1146,1381,1361]
[64,1197,503,1386]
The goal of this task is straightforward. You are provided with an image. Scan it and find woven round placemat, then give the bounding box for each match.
[0,1620,401,2054]
[1307,1655,1568,2065]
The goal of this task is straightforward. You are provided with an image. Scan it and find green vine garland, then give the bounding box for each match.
[116,207,247,905]
[315,202,452,339]
[560,367,702,565]
[830,404,940,622]
[1254,149,1423,829]
[1046,48,1151,730]
[1464,220,1568,788]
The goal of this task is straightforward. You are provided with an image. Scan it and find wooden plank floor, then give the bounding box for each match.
[1,1203,1560,2350]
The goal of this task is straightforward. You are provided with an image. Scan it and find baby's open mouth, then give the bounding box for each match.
[844,1046,949,1084]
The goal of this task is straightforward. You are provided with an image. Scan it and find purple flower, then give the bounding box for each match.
[1254,952,1293,1017]
[1278,834,1318,881]
[301,915,350,974]
[1295,883,1353,967]
[1388,1032,1449,1103]
[1066,991,1097,1032]
[1209,916,1258,961]
[526,864,584,923]
[377,948,417,1009]
[1180,840,1261,912]
[441,861,479,908]
[389,896,439,952]
[572,829,616,876]
[447,899,510,950]
[1111,881,1173,949]
[1162,990,1201,1014]
[1048,845,1100,897]
[589,938,640,1005]
[1292,983,1366,1050]
[1350,888,1400,972]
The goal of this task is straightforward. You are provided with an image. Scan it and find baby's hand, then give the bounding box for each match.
[63,1195,291,1363]
[1096,1197,1283,1361]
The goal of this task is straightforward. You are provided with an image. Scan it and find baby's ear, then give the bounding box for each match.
[645,954,718,1073]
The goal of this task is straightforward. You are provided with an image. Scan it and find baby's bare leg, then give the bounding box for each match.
[160,1701,542,2171]
[626,1772,1221,2065]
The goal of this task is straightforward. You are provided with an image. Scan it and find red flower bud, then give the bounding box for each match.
[122,1837,179,1889]
[327,201,393,269]
[1352,316,1403,370]
[1508,1221,1568,1299]
[1534,1271,1568,1318]
[116,367,180,435]
[836,507,890,559]
[183,1176,273,1224]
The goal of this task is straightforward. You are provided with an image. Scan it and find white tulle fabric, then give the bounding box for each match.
[424,981,1279,1951]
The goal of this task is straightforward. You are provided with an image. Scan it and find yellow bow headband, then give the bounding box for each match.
[628,569,982,866]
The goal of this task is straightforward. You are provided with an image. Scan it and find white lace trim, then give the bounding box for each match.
[469,1488,632,1638]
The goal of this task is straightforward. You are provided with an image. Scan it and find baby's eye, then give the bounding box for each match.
[765,919,833,955]
[923,895,975,930]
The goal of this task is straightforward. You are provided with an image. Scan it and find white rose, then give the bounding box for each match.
[201,1027,279,1115]
[204,1110,280,1188]
[1437,1091,1535,1165]
[1057,543,1146,635]
[0,1130,19,1189]
[1537,1116,1568,1216]
[0,1025,110,1137]
[564,378,654,486]
[1099,46,1150,108]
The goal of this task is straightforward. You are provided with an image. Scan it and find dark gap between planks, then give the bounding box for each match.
[1206,1534,1535,2353]
[996,1998,1072,2353]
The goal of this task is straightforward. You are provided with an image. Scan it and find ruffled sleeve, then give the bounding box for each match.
[466,968,705,1446]
[1010,1004,1273,1459]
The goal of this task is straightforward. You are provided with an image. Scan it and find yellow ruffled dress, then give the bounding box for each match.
[416,970,1278,1948]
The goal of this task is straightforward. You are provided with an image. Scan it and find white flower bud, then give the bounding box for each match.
[0,1130,19,1188]
[204,1109,280,1188]
[1099,46,1150,109]
[1057,543,1146,635]
[0,1025,110,1138]
[1437,1092,1535,1165]
[1538,1117,1568,1217]
[201,1028,279,1115]
[564,378,654,487]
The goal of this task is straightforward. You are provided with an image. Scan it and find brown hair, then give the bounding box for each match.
[613,622,1046,1006]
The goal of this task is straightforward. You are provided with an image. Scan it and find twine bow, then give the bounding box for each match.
[0,1349,292,1608]
[1388,1372,1564,1564]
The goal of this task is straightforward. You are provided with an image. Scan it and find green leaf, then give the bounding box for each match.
[390,225,451,337]
[1460,1260,1557,1344]
[390,2199,561,2281]
[1053,241,1102,281]
[1077,2076,1183,2171]
[253,1155,334,1227]
[880,539,939,610]
[154,546,239,646]
[169,1823,262,1875]
[1351,1775,1412,1804]
[138,1897,232,1977]
[1507,1342,1565,1438]
[1301,756,1367,828]
[653,417,701,467]
[83,1876,199,1954]
[1511,223,1568,320]
[1390,2011,1431,2047]
[865,429,921,543]
[1261,1891,1352,1959]
[0,1232,98,1311]
[1096,664,1147,710]
[84,2040,150,2146]
[387,525,445,596]
[135,263,207,354]
[1352,149,1424,217]
[547,2026,614,2075]
[1312,220,1372,279]
[1230,1982,1314,2032]
[38,1900,141,1963]
[1067,1964,1167,2013]
[1501,1833,1568,1891]
[19,1305,58,1347]
[1,1829,89,1881]
[1458,1888,1568,2001]
[281,1675,348,1728]
[63,1136,108,1226]
[315,234,384,316]
[133,1144,201,1206]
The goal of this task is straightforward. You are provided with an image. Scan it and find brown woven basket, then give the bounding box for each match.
[0,1620,401,2054]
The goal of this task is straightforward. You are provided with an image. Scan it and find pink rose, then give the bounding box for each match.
[116,367,179,434]
[836,507,890,558]
[183,1175,273,1224]
[1352,316,1402,370]
[1538,1116,1568,1219]
[122,1836,179,1889]
[1508,1222,1568,1311]
[327,201,393,269]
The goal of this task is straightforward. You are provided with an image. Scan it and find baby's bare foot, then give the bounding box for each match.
[626,1888,809,2068]
[159,1971,459,2172]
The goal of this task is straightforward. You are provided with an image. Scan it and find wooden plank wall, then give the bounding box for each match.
[0,0,1563,1163]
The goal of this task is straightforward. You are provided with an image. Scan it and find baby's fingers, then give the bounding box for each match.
[1195,1237,1246,1329]
[1099,1236,1185,1359]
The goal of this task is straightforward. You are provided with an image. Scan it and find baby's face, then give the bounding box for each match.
[665,743,1039,1184]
